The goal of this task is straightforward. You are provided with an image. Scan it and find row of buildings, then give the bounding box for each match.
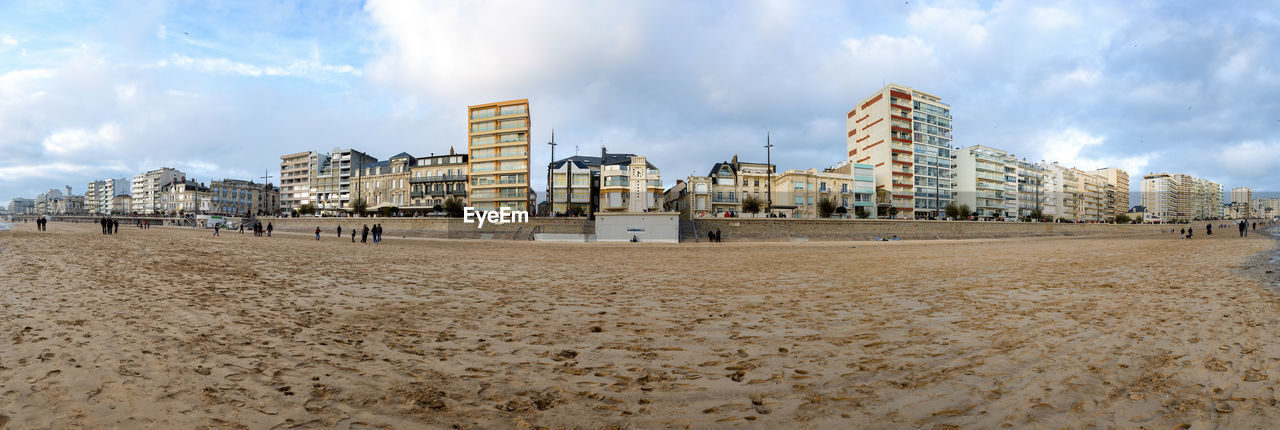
[9,92,1274,222]
[10,167,279,217]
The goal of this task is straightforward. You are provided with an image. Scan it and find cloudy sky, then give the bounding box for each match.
[2,0,1278,208]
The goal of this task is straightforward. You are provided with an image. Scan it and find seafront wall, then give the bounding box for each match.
[693,218,1170,241]
[260,216,592,240]
[258,216,1174,242]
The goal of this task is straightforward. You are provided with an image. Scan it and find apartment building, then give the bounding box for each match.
[1254,197,1278,218]
[279,151,317,211]
[131,167,186,214]
[1230,187,1253,218]
[682,155,776,217]
[954,146,1017,218]
[771,164,874,218]
[548,149,639,215]
[35,187,65,214]
[1015,160,1052,219]
[353,152,413,212]
[87,178,130,215]
[1092,168,1130,218]
[846,84,953,219]
[598,155,662,213]
[1075,168,1107,222]
[8,198,34,215]
[159,179,211,214]
[311,148,378,214]
[467,99,531,212]
[86,180,104,214]
[111,195,132,214]
[1141,173,1223,222]
[407,152,468,211]
[209,179,279,216]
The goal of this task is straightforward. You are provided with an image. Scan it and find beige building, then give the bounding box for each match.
[312,148,379,214]
[353,152,413,212]
[210,179,279,216]
[279,151,317,211]
[846,84,953,219]
[1092,168,1129,219]
[111,195,132,214]
[598,155,662,213]
[676,155,776,218]
[159,179,211,215]
[468,99,532,212]
[1254,197,1278,219]
[771,167,866,219]
[1141,173,1222,222]
[1230,187,1252,218]
[86,180,104,215]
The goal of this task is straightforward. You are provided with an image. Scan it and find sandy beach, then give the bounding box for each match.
[1,222,1278,428]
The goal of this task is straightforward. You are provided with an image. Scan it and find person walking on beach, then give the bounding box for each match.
[1240,219,1248,237]
[112,219,119,234]
[1206,223,1212,236]
[337,225,342,238]
[361,224,369,243]
[266,223,273,237]
[1180,228,1185,236]
[350,229,356,242]
[1186,226,1193,239]
[374,224,382,243]
[314,226,321,240]
[213,223,220,236]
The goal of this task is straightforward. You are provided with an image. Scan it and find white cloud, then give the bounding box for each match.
[166,54,360,78]
[42,123,123,156]
[0,162,98,178]
[115,83,137,102]
[1037,128,1150,176]
[1,34,16,46]
[1214,141,1280,179]
[156,25,167,41]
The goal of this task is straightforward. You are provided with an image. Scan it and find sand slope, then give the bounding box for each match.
[0,222,1277,428]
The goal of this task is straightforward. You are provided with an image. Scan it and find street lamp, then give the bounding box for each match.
[547,130,557,217]
[765,132,774,214]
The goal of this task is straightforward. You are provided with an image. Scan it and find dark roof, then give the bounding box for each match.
[709,162,736,177]
[551,152,641,170]
[389,152,413,159]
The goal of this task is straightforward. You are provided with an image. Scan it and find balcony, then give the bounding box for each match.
[428,189,446,197]
[712,196,739,204]
[410,174,467,183]
[448,188,467,196]
[410,191,424,198]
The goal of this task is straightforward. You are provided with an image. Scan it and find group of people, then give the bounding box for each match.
[706,227,723,242]
[1176,219,1267,239]
[99,217,119,234]
[34,216,47,231]
[324,224,384,243]
[249,222,272,237]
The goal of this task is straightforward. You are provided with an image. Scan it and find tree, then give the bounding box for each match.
[957,204,971,220]
[442,198,464,218]
[350,198,368,216]
[1114,214,1131,224]
[817,196,837,218]
[297,204,316,215]
[835,206,848,218]
[944,202,960,219]
[855,206,870,219]
[741,195,762,216]
[566,206,587,217]
[432,204,443,213]
[888,207,899,219]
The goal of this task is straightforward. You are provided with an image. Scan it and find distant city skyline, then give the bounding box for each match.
[2,0,1278,207]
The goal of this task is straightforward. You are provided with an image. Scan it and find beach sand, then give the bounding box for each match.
[1,222,1278,428]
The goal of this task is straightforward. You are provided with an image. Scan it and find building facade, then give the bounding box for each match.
[210,179,279,216]
[8,198,35,215]
[131,168,186,214]
[846,83,953,219]
[954,145,1017,218]
[467,99,531,212]
[1230,187,1253,219]
[159,180,211,215]
[407,152,469,211]
[311,148,378,214]
[1141,173,1223,222]
[598,155,662,213]
[771,165,872,218]
[1092,168,1130,219]
[279,151,317,212]
[86,180,105,215]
